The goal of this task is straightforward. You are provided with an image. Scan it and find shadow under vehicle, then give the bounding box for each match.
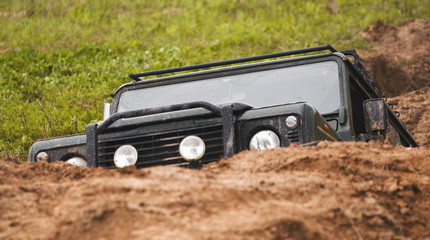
[28,45,418,168]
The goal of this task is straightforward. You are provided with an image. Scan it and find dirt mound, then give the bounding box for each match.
[361,18,430,97]
[1,142,430,240]
[1,19,430,240]
[390,87,430,147]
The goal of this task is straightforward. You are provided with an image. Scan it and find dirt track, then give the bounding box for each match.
[1,19,430,240]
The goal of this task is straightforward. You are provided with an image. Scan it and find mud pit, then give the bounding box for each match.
[1,19,430,240]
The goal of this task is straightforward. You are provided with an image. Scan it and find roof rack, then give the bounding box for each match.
[129,45,338,81]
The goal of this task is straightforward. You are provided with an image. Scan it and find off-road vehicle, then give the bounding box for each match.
[28,45,418,168]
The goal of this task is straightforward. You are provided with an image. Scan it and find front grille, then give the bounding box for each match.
[97,124,224,168]
[287,130,300,142]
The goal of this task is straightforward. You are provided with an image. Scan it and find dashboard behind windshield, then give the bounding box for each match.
[118,61,341,114]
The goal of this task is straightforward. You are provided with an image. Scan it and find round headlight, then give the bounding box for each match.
[36,152,49,162]
[114,145,138,168]
[66,156,88,167]
[249,130,280,150]
[286,115,299,129]
[179,135,206,161]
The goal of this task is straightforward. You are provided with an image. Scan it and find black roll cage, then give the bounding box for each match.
[129,45,338,81]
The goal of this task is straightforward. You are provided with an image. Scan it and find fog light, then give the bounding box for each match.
[249,130,280,150]
[286,115,299,129]
[114,145,138,168]
[66,156,88,167]
[36,152,49,162]
[179,135,205,161]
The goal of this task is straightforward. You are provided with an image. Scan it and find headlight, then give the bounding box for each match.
[249,130,280,150]
[66,156,88,167]
[114,145,138,168]
[179,135,206,161]
[36,152,49,162]
[286,115,299,129]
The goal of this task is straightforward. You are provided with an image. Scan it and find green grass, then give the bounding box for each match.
[0,0,429,158]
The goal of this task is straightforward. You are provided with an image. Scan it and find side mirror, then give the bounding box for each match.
[363,99,388,134]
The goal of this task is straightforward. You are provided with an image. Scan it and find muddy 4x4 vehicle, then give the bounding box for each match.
[28,45,417,168]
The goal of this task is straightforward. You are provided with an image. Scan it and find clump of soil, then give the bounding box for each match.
[361,19,430,97]
[1,19,430,240]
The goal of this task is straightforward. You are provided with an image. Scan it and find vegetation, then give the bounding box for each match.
[0,0,429,158]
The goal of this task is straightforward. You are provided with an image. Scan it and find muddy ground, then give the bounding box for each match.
[1,19,430,240]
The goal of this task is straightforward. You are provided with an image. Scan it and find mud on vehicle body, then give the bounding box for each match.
[28,45,418,168]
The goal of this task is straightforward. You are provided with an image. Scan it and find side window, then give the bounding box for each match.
[348,75,369,136]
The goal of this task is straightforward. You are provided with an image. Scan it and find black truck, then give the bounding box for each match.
[28,45,418,168]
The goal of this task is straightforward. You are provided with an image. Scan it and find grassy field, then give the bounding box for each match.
[0,0,429,158]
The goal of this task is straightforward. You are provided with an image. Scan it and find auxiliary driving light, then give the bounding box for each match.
[36,152,49,162]
[114,145,138,168]
[286,115,299,129]
[66,156,88,167]
[249,130,280,150]
[179,135,206,161]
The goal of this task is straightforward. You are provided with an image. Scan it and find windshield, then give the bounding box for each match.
[118,61,341,114]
